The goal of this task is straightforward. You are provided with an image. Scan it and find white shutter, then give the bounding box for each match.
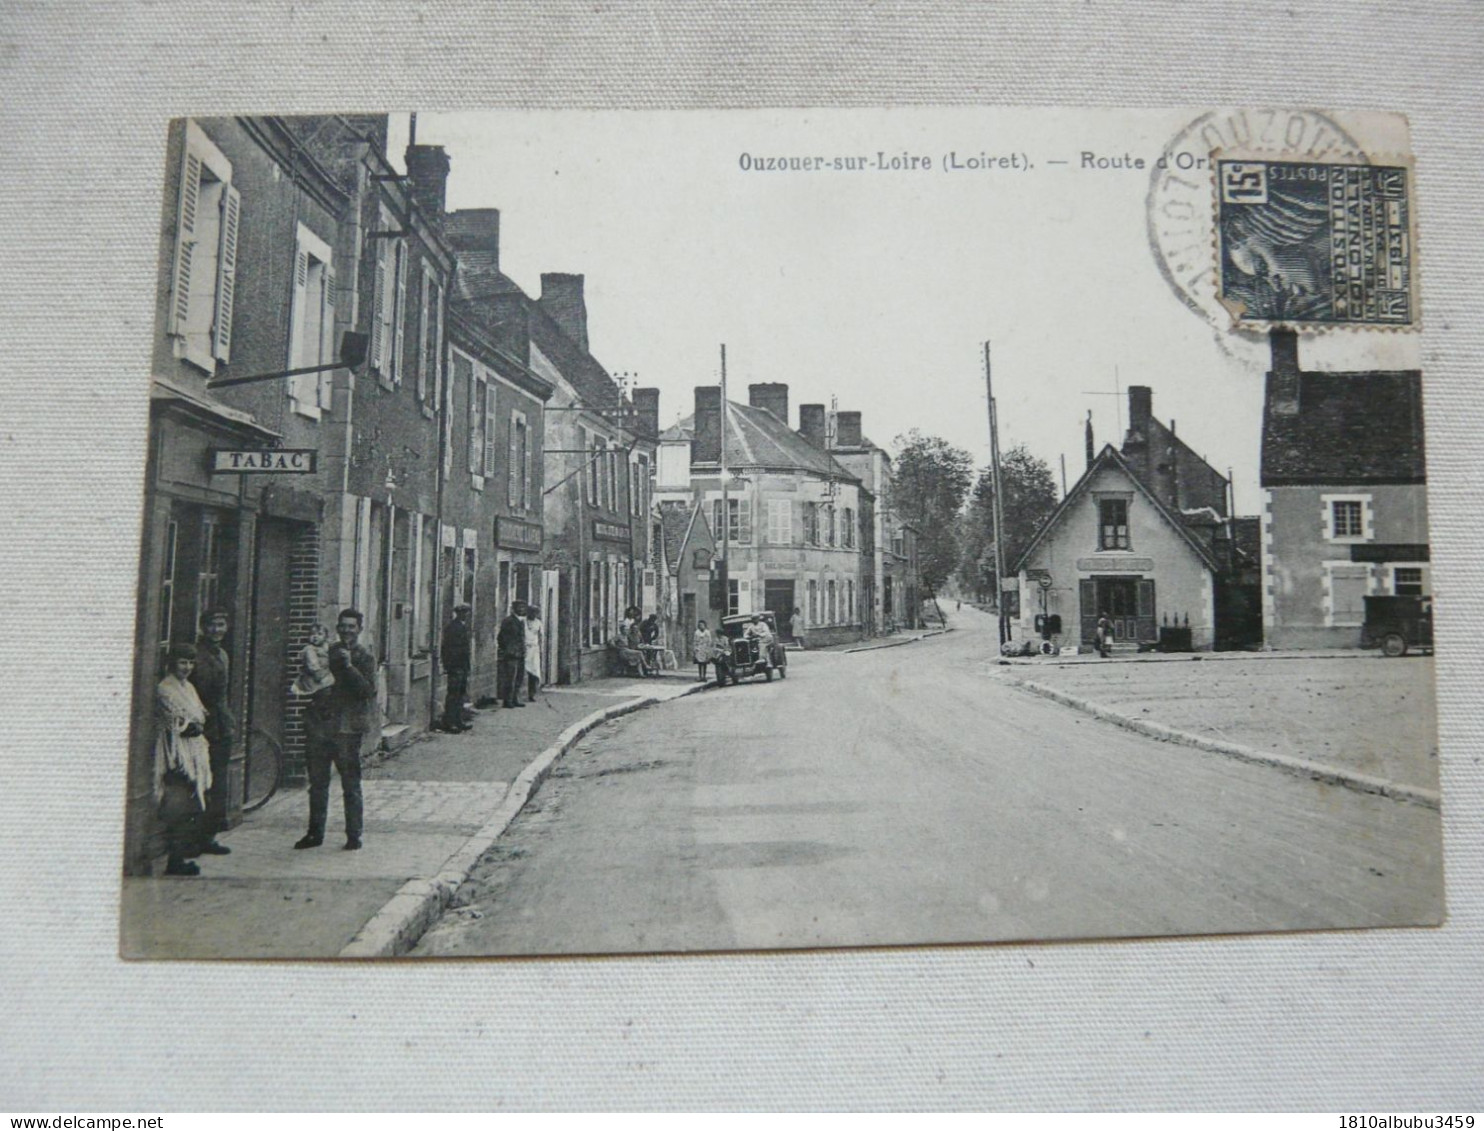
[318,264,336,408]
[370,234,387,371]
[467,366,480,474]
[508,410,520,508]
[484,384,498,479]
[391,242,407,384]
[288,249,311,407]
[415,268,429,401]
[170,149,202,336]
[210,183,239,362]
[524,419,533,509]
[739,499,752,544]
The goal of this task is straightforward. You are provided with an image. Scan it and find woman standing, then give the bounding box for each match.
[155,643,213,876]
[524,605,545,700]
[692,620,713,683]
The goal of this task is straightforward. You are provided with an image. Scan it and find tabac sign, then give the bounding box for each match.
[209,448,318,474]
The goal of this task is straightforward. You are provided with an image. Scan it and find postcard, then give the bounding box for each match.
[117,108,1439,959]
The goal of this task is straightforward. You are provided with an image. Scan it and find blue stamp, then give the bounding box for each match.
[1217,159,1414,325]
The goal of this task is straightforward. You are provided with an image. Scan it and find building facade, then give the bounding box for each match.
[1259,331,1428,649]
[657,383,869,647]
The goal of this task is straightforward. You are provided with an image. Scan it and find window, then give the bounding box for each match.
[843,507,855,549]
[509,409,530,511]
[369,210,408,384]
[827,579,838,624]
[804,502,820,546]
[462,545,476,609]
[1392,566,1426,597]
[712,498,752,545]
[1099,497,1131,550]
[457,353,481,478]
[1325,563,1371,627]
[588,564,602,646]
[767,499,793,545]
[846,579,855,622]
[727,578,740,617]
[169,121,239,372]
[1323,494,1374,543]
[416,265,443,408]
[196,514,223,631]
[288,224,336,417]
[410,514,434,654]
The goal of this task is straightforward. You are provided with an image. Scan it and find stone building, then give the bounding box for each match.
[657,383,869,647]
[1259,330,1428,648]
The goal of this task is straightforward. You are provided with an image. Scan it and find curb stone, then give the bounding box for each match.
[339,681,709,958]
[1001,673,1440,811]
[844,627,951,654]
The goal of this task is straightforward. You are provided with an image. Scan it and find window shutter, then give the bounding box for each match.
[467,369,480,474]
[508,412,521,509]
[210,183,240,362]
[170,149,202,336]
[288,248,310,405]
[415,268,429,401]
[391,243,407,384]
[739,500,752,544]
[317,264,336,408]
[483,386,496,479]
[523,420,533,510]
[1137,579,1156,618]
[370,236,387,371]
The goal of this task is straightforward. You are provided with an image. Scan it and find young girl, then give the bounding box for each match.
[292,624,335,698]
[693,620,713,683]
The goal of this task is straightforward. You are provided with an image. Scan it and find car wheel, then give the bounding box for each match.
[1382,632,1408,658]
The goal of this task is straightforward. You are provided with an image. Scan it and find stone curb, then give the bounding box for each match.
[1000,674,1441,812]
[998,650,1388,667]
[338,682,710,958]
[844,627,951,654]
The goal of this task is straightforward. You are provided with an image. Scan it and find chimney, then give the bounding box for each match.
[1085,412,1095,469]
[799,404,827,449]
[748,382,789,425]
[632,387,660,441]
[1128,386,1153,437]
[445,208,500,279]
[539,273,588,353]
[692,386,722,466]
[1269,328,1301,416]
[836,411,862,448]
[405,144,451,221]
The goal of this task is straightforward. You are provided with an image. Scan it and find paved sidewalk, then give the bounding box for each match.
[993,653,1440,805]
[119,672,702,959]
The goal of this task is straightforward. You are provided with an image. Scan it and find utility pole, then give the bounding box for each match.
[984,341,1009,646]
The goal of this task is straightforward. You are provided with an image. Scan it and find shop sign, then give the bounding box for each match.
[496,517,543,552]
[593,520,631,543]
[210,448,317,474]
[1077,556,1154,572]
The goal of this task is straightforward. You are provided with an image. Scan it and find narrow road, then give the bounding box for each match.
[414,609,1443,955]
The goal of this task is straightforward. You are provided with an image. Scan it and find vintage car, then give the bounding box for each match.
[1360,594,1434,658]
[718,612,789,682]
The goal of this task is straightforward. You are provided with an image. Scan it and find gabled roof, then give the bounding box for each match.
[1011,443,1222,574]
[658,501,696,574]
[665,401,860,482]
[1261,369,1425,486]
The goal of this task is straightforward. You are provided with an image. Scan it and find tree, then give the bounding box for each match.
[890,430,974,595]
[958,444,1059,602]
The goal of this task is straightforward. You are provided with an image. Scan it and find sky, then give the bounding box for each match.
[389,108,1418,516]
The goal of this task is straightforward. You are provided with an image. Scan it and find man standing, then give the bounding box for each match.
[189,608,234,856]
[497,600,527,708]
[439,602,473,733]
[295,608,378,851]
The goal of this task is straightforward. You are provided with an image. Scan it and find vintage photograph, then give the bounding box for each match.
[117,108,1441,959]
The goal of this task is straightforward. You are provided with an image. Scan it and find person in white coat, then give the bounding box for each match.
[524,605,545,699]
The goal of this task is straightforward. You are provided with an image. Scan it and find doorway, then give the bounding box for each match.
[1080,576,1155,645]
[764,579,796,640]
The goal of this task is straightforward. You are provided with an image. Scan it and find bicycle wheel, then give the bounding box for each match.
[242,727,283,812]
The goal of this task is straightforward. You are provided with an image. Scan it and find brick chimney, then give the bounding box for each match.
[1127,386,1153,439]
[799,403,827,449]
[692,386,722,466]
[1085,412,1095,469]
[836,411,862,448]
[1268,328,1301,416]
[445,208,500,280]
[748,382,789,425]
[405,144,450,221]
[539,273,588,352]
[632,387,660,441]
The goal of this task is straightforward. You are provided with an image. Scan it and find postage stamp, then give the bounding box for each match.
[1215,157,1416,326]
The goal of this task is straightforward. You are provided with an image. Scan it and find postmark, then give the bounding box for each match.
[1215,156,1416,326]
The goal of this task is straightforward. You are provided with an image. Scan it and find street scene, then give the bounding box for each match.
[118,108,1442,958]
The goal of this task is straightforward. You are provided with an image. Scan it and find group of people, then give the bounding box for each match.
[614,605,665,674]
[439,600,545,731]
[155,606,378,876]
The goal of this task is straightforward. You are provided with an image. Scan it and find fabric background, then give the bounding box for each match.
[0,0,1480,1110]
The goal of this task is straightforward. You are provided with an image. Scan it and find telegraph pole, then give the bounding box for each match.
[984,341,1009,646]
[718,344,729,616]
